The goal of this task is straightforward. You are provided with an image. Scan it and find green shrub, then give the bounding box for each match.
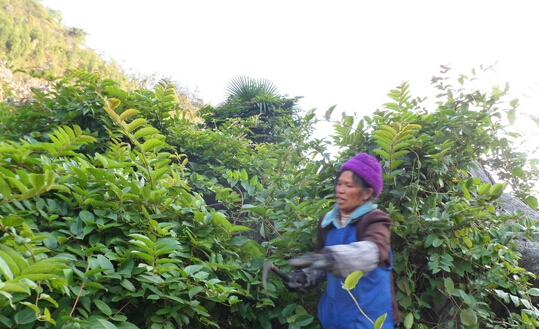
[1,63,538,329]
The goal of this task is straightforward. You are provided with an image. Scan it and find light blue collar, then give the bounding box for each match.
[321,201,377,228]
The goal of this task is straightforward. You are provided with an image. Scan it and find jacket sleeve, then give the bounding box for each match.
[323,241,380,278]
[314,215,327,253]
[316,210,393,276]
[357,209,392,268]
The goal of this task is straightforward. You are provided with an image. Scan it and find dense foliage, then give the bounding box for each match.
[1,63,539,329]
[2,1,539,328]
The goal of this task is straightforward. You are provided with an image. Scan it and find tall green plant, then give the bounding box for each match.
[203,76,303,143]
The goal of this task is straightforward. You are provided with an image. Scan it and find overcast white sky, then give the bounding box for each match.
[40,1,538,112]
[40,0,538,173]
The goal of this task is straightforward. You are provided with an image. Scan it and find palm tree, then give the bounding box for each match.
[222,76,278,103]
[207,76,301,143]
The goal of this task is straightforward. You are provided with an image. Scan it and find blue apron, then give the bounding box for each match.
[318,224,394,329]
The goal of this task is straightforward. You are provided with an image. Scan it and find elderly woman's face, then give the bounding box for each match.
[335,170,368,214]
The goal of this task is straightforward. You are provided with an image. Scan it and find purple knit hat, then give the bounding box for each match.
[340,153,383,197]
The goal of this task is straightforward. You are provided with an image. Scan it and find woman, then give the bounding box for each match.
[286,153,402,329]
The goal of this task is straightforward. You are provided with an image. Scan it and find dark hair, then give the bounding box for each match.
[335,170,375,200]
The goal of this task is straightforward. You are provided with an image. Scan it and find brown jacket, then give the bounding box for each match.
[315,209,403,324]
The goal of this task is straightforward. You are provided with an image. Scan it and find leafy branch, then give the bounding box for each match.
[342,270,387,329]
[373,122,421,172]
[102,97,170,189]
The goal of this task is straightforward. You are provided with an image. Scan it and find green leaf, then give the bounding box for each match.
[126,118,146,133]
[242,204,267,216]
[119,109,139,121]
[29,173,45,191]
[403,312,414,329]
[120,279,136,292]
[373,149,390,161]
[21,262,61,276]
[507,108,516,125]
[525,196,538,209]
[151,167,169,182]
[462,184,471,200]
[443,277,454,293]
[383,102,398,110]
[92,318,118,329]
[389,159,404,170]
[50,184,71,193]
[342,270,363,290]
[129,234,155,249]
[39,293,59,308]
[189,286,204,298]
[0,215,25,227]
[116,322,139,329]
[94,299,113,316]
[137,274,164,284]
[97,255,114,272]
[293,314,314,326]
[380,124,397,135]
[14,307,36,325]
[374,313,387,329]
[432,238,443,248]
[6,177,29,194]
[460,308,477,326]
[21,301,40,314]
[425,233,436,247]
[184,265,204,276]
[134,126,160,139]
[489,183,505,196]
[462,236,473,248]
[230,224,251,233]
[240,168,248,181]
[304,110,315,121]
[108,98,121,110]
[212,211,231,231]
[130,251,154,264]
[0,256,14,280]
[155,258,181,265]
[229,236,249,246]
[0,250,21,277]
[281,303,296,317]
[324,105,336,120]
[0,245,28,272]
[343,115,354,127]
[0,177,12,197]
[477,183,490,195]
[372,129,394,141]
[154,239,182,256]
[79,210,95,223]
[375,139,392,154]
[372,134,392,146]
[140,139,164,152]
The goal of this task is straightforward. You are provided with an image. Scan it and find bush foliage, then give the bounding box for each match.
[1,2,539,327]
[1,63,539,329]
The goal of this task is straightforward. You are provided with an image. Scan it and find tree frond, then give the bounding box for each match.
[223,76,278,102]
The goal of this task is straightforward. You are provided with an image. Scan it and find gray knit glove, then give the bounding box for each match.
[288,252,335,271]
